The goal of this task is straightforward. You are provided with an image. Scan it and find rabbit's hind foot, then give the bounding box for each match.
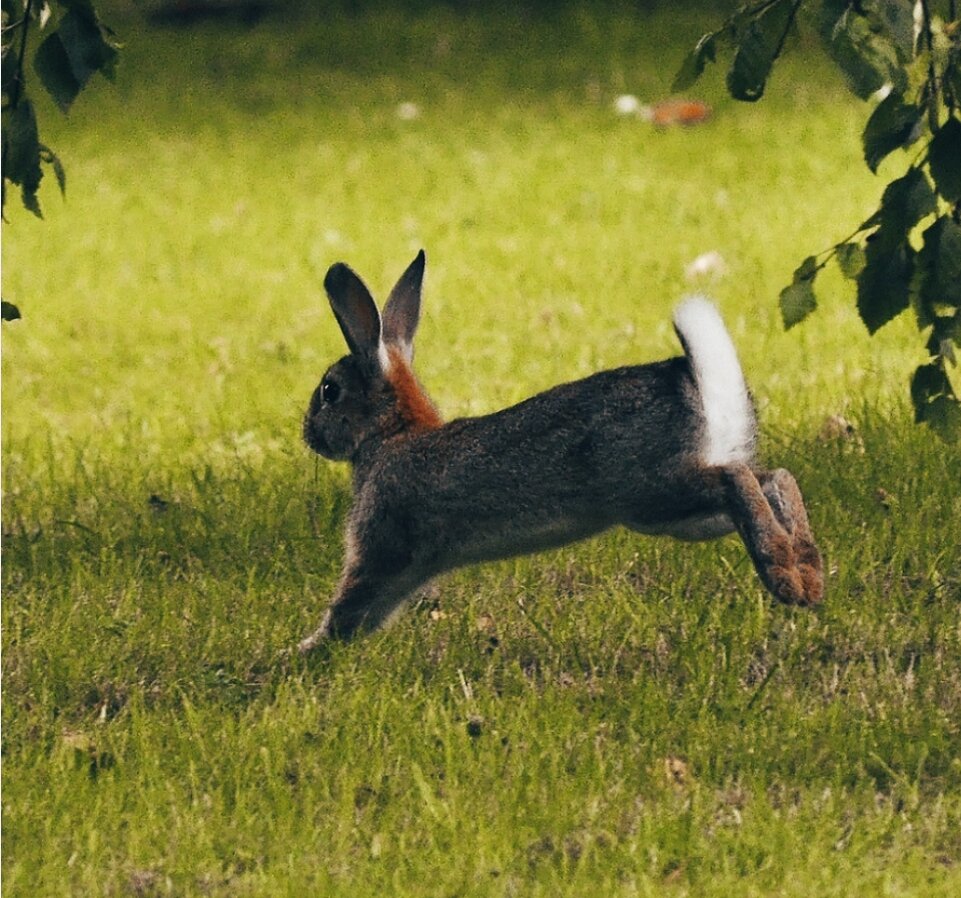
[722,464,823,607]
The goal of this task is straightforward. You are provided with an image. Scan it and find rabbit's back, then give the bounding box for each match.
[435,357,702,486]
[352,357,728,573]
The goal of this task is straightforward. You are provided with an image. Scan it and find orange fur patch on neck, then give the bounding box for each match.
[385,347,443,432]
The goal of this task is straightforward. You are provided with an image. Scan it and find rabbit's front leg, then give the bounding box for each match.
[298,563,423,652]
[298,573,394,650]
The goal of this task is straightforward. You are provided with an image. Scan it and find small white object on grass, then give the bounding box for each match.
[684,250,727,280]
[396,102,421,121]
[613,94,642,116]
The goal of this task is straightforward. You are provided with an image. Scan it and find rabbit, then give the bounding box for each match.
[298,250,823,651]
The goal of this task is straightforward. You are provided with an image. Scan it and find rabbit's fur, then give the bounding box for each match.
[299,251,823,650]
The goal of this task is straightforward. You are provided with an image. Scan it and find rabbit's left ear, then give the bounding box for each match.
[324,262,383,372]
[382,250,425,364]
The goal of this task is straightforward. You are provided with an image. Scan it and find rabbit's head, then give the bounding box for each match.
[303,250,441,462]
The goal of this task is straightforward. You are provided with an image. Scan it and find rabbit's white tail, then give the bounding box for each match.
[673,296,756,466]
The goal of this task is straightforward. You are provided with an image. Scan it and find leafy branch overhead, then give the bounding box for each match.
[1,0,119,219]
[677,0,961,438]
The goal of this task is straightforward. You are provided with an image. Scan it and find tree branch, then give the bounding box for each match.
[8,0,35,111]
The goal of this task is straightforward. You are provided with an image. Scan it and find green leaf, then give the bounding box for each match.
[916,217,961,320]
[873,0,916,62]
[821,5,906,100]
[34,30,83,113]
[34,9,119,113]
[862,92,922,173]
[926,328,958,367]
[21,187,43,218]
[910,362,947,418]
[862,168,938,244]
[857,237,914,333]
[1,98,44,217]
[61,9,120,82]
[1,101,42,190]
[1,33,21,98]
[1,301,22,322]
[911,362,961,438]
[779,255,819,328]
[780,281,817,328]
[885,168,938,229]
[727,0,796,102]
[835,242,866,279]
[923,395,961,440]
[795,254,818,280]
[673,32,718,92]
[948,55,961,109]
[927,116,961,204]
[40,144,67,197]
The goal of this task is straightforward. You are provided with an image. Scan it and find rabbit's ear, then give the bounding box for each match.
[324,262,383,370]
[382,250,425,364]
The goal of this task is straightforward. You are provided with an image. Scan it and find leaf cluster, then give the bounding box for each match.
[1,0,118,220]
[677,1,961,439]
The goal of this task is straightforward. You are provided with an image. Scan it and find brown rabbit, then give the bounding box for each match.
[299,251,823,651]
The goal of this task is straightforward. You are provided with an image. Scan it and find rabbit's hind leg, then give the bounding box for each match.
[758,468,824,604]
[718,463,809,606]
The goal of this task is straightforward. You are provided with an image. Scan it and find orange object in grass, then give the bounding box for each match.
[641,99,712,126]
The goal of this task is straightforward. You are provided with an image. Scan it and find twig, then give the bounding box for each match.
[8,0,34,111]
[919,0,941,127]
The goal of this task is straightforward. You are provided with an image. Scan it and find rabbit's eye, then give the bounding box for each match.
[321,379,341,404]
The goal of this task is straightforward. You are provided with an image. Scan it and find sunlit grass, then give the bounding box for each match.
[3,2,960,896]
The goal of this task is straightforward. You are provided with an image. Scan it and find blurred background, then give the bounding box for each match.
[3,0,895,460]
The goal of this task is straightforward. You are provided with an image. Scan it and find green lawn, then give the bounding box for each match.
[3,2,960,896]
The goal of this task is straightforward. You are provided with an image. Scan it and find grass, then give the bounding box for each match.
[3,1,961,895]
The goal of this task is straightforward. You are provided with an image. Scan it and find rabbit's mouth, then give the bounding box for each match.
[302,416,328,456]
